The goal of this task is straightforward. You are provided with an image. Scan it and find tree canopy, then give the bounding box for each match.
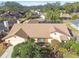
[11,38,42,58]
[0,1,79,21]
[0,2,25,12]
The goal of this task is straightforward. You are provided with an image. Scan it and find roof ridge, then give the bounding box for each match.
[54,26,70,36]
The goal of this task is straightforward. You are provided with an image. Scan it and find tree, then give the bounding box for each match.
[40,47,51,58]
[50,40,60,50]
[11,38,42,58]
[62,39,76,49]
[63,2,79,13]
[11,38,64,58]
[1,2,24,12]
[25,10,32,19]
[58,47,67,54]
[45,7,61,22]
[64,3,74,13]
[71,43,79,55]
[72,15,79,20]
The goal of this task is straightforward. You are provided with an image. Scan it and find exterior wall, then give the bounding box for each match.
[50,32,62,42]
[46,38,48,43]
[34,32,70,43]
[50,32,70,42]
[67,36,71,40]
[40,15,45,19]
[5,35,26,46]
[35,38,38,43]
[48,39,52,43]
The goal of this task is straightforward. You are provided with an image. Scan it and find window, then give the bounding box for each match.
[38,38,45,42]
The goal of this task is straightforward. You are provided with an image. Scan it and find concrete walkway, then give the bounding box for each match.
[1,46,14,58]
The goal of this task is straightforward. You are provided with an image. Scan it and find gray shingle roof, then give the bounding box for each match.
[0,21,16,32]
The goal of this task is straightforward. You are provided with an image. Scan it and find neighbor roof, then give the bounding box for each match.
[23,19,45,24]
[60,13,72,18]
[0,21,16,32]
[2,23,70,40]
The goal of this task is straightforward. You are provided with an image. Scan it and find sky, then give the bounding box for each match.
[0,0,79,6]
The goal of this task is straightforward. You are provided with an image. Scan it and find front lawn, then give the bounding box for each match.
[63,52,79,58]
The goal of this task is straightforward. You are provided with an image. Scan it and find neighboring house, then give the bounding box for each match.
[2,23,71,46]
[0,21,16,32]
[0,11,23,19]
[72,11,79,16]
[23,19,59,24]
[60,12,72,20]
[71,19,79,30]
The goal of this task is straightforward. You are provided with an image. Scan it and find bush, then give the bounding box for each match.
[50,40,60,50]
[62,39,76,49]
[72,15,79,20]
[11,39,42,58]
[0,43,6,56]
[63,52,79,58]
[71,43,79,55]
[40,47,51,58]
[58,48,67,53]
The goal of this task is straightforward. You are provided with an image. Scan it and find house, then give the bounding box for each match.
[23,19,61,24]
[60,12,72,21]
[2,23,71,46]
[0,11,23,19]
[71,19,79,30]
[0,21,16,32]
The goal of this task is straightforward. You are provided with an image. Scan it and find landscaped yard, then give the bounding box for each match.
[63,52,79,58]
[0,43,7,56]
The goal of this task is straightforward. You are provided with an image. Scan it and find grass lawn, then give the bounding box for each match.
[63,52,79,58]
[64,22,79,36]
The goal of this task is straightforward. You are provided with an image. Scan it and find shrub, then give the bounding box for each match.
[58,48,67,53]
[71,43,79,55]
[11,44,20,58]
[62,39,76,49]
[11,39,42,58]
[50,40,60,50]
[0,43,6,56]
[72,15,79,20]
[40,47,51,58]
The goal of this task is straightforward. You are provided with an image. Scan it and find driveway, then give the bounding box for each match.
[1,46,14,58]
